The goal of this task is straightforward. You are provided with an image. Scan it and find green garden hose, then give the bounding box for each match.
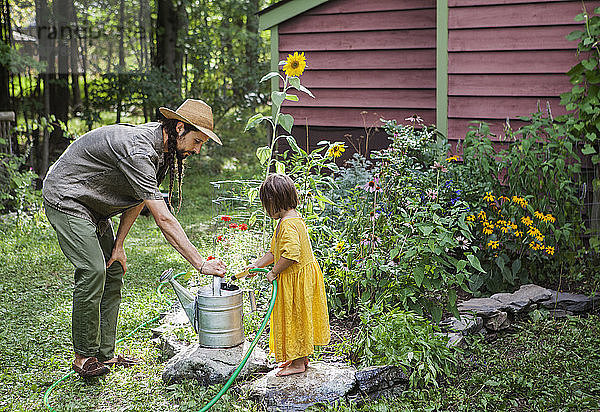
[43,268,277,412]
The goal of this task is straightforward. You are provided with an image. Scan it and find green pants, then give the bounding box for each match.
[44,204,124,361]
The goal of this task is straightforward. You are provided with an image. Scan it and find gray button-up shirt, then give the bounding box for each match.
[42,122,167,225]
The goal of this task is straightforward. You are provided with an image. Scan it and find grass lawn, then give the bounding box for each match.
[1,166,599,411]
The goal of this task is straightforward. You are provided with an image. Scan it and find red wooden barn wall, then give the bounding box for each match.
[278,0,437,131]
[447,0,600,141]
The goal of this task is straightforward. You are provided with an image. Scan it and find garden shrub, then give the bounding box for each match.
[459,114,585,290]
[320,119,480,322]
[351,304,458,388]
[0,148,40,215]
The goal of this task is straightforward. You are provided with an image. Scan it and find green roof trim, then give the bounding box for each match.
[436,0,449,138]
[259,0,330,31]
[271,25,279,119]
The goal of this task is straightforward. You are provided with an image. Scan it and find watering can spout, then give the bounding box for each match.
[160,268,197,331]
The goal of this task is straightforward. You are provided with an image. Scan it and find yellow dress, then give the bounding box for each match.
[268,217,331,362]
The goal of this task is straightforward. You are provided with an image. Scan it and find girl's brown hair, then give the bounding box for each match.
[259,174,299,217]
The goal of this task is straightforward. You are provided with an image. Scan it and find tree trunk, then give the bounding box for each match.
[35,0,53,177]
[50,0,72,161]
[116,0,125,123]
[0,0,12,111]
[154,0,184,97]
[69,0,81,111]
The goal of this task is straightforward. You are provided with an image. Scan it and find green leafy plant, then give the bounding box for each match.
[352,304,458,388]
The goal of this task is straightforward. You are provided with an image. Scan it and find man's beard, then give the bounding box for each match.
[176,150,188,160]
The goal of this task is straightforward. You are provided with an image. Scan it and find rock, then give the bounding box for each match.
[439,314,483,335]
[539,290,592,313]
[245,362,357,411]
[483,311,510,331]
[547,309,572,319]
[490,284,552,314]
[162,341,269,385]
[152,334,189,359]
[458,298,505,317]
[354,365,408,400]
[446,333,466,348]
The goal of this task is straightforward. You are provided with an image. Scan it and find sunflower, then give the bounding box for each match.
[283,52,307,77]
[327,143,346,158]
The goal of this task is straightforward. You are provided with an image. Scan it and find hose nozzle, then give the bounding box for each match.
[160,268,174,283]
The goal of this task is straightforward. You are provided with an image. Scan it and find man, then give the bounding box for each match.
[42,99,227,378]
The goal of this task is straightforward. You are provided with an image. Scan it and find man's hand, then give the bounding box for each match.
[201,259,227,277]
[107,244,127,274]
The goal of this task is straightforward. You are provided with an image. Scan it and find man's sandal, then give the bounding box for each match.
[72,357,110,378]
[102,354,141,368]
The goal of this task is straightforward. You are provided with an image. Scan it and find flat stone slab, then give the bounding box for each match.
[355,365,408,399]
[458,298,505,317]
[539,290,593,313]
[245,362,357,411]
[490,284,552,313]
[162,341,269,385]
[439,314,483,335]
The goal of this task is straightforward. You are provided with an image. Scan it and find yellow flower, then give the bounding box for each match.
[499,196,510,203]
[511,195,528,208]
[536,234,545,242]
[511,223,518,230]
[500,226,510,234]
[446,155,459,162]
[483,226,494,235]
[478,210,487,220]
[483,192,495,202]
[529,241,539,250]
[283,52,307,77]
[487,240,500,249]
[534,211,544,220]
[544,213,556,223]
[327,143,346,158]
[545,245,555,255]
[466,214,475,222]
[515,230,523,237]
[521,216,533,226]
[496,219,506,226]
[335,241,345,252]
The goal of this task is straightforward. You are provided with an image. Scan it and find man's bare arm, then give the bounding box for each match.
[144,198,226,276]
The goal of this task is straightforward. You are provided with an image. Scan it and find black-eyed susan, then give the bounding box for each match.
[515,230,523,237]
[487,240,500,249]
[545,245,555,255]
[543,213,556,223]
[335,240,345,253]
[478,210,487,220]
[521,216,533,226]
[283,52,307,77]
[446,155,460,162]
[534,210,544,220]
[483,191,495,202]
[466,214,476,222]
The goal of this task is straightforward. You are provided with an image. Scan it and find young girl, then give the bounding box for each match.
[248,173,330,376]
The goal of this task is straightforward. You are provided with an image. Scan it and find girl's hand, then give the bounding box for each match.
[244,263,259,277]
[266,270,278,283]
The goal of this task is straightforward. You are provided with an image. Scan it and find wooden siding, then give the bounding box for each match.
[447,0,600,141]
[277,0,436,128]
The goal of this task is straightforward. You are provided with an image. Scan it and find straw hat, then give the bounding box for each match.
[159,99,222,145]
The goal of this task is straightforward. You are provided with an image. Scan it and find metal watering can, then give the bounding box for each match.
[160,268,256,348]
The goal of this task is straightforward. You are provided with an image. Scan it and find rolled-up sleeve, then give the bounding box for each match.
[117,154,164,200]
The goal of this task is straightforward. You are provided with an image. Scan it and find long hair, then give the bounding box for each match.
[259,174,299,217]
[159,118,197,213]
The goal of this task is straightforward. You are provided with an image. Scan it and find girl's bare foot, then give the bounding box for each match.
[278,358,309,369]
[276,357,307,377]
